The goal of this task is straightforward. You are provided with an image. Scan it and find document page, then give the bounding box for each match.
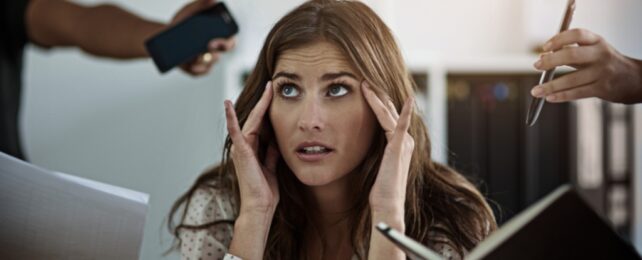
[0,153,149,259]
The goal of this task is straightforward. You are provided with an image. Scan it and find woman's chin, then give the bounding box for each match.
[291,167,340,187]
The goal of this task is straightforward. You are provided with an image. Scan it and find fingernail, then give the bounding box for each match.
[542,41,552,52]
[361,81,370,91]
[531,86,543,97]
[546,95,557,102]
[265,81,271,91]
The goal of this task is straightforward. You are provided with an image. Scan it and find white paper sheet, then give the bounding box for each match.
[0,152,149,259]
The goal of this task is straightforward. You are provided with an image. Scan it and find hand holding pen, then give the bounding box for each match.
[531,29,642,105]
[526,0,576,126]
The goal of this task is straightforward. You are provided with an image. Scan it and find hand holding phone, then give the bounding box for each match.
[146,1,238,75]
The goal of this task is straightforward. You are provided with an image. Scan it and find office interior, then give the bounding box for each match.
[18,0,642,258]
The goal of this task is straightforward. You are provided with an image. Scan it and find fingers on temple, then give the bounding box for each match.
[362,81,397,132]
[385,98,400,120]
[241,82,273,136]
[395,97,414,134]
[544,28,602,52]
[224,100,244,145]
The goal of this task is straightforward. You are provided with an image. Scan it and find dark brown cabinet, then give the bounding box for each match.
[433,72,634,241]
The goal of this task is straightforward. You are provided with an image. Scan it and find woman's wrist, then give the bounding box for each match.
[371,206,405,232]
[369,207,406,260]
[239,203,277,218]
[236,210,274,226]
[234,210,275,239]
[228,211,274,259]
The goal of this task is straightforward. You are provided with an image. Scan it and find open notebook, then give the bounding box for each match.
[377,185,641,260]
[0,152,149,259]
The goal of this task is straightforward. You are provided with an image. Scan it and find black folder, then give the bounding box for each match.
[377,185,641,260]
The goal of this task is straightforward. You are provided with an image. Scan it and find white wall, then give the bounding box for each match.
[22,0,642,259]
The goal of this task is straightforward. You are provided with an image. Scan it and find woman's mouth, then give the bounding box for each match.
[295,144,334,162]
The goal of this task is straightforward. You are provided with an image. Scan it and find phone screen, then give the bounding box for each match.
[146,3,238,73]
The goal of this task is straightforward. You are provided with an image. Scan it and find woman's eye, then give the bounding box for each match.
[281,85,300,98]
[328,85,349,97]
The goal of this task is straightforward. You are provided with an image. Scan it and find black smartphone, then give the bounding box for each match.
[145,2,238,73]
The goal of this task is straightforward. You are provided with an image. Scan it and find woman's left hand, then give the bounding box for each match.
[362,82,415,220]
[363,82,415,260]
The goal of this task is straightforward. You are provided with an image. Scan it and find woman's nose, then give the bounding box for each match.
[297,98,325,132]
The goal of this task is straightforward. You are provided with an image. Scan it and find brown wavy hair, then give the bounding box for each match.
[168,0,496,258]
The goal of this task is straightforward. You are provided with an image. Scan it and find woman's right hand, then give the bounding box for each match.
[226,82,280,259]
[224,81,280,216]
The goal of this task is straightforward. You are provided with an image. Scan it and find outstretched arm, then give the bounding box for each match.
[26,0,163,59]
[25,0,235,75]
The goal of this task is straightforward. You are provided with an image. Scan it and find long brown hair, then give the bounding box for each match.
[168,0,496,258]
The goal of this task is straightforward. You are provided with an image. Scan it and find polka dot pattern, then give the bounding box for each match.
[179,183,465,260]
[427,227,465,260]
[180,185,236,260]
[223,253,242,260]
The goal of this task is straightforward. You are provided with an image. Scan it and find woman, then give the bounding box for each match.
[168,1,496,259]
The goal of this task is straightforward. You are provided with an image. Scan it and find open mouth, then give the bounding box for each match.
[295,143,334,162]
[298,146,333,154]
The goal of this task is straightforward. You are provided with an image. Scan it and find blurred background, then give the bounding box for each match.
[21,0,642,259]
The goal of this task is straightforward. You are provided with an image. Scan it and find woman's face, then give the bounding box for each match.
[269,41,376,187]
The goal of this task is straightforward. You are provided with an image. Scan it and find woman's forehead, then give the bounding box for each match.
[274,42,358,77]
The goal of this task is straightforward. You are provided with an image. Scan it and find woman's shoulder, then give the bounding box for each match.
[428,241,463,260]
[427,225,465,260]
[179,180,236,260]
[183,179,237,226]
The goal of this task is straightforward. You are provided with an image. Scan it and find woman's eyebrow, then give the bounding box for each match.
[321,72,357,81]
[272,71,299,81]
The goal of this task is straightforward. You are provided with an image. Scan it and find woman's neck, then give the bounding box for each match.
[304,217,353,260]
[302,172,357,259]
[305,172,354,226]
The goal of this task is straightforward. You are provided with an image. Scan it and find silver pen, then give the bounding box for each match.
[526,0,576,127]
